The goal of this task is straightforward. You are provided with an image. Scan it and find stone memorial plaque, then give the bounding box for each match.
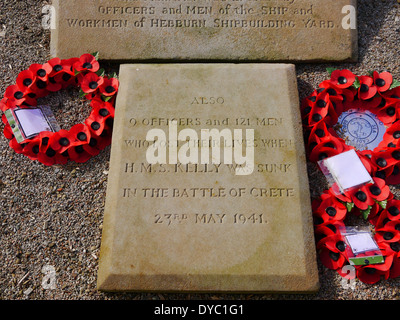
[51,0,358,61]
[97,64,319,292]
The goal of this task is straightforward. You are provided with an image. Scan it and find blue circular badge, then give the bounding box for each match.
[337,109,385,151]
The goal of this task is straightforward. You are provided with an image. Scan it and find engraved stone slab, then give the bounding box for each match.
[51,0,358,62]
[97,64,319,292]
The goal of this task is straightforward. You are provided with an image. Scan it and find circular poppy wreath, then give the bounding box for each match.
[302,69,400,284]
[0,52,119,166]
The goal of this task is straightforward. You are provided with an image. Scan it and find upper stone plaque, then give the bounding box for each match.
[97,63,319,292]
[51,0,358,61]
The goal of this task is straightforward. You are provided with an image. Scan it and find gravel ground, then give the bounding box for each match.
[1,0,400,301]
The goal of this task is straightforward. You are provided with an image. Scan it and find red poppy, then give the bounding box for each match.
[1,113,7,125]
[314,194,347,223]
[326,187,352,205]
[54,70,77,89]
[5,84,27,104]
[22,139,41,161]
[383,199,400,221]
[28,78,49,98]
[68,145,93,163]
[37,144,68,166]
[61,57,79,74]
[73,53,100,73]
[306,91,334,126]
[308,114,330,139]
[301,94,317,125]
[85,111,106,137]
[359,202,381,223]
[68,123,91,145]
[35,131,55,154]
[0,97,7,112]
[379,234,400,280]
[317,234,348,270]
[374,203,398,229]
[381,86,400,103]
[309,144,342,163]
[330,70,356,89]
[375,220,400,243]
[377,133,399,151]
[376,100,399,125]
[389,254,400,279]
[308,134,347,156]
[9,137,24,154]
[29,63,53,81]
[305,111,322,127]
[81,73,104,94]
[44,57,70,77]
[46,75,63,92]
[373,71,393,92]
[3,122,13,140]
[363,95,384,110]
[322,135,349,154]
[384,164,400,185]
[356,254,393,284]
[314,221,345,244]
[347,186,375,210]
[318,82,350,115]
[90,98,115,121]
[99,76,119,97]
[92,132,112,151]
[16,70,36,90]
[357,150,377,176]
[375,96,397,116]
[319,80,343,95]
[370,150,398,171]
[30,131,65,166]
[340,87,357,111]
[82,137,102,156]
[358,76,378,100]
[379,121,400,151]
[365,177,390,202]
[378,240,400,258]
[50,129,80,154]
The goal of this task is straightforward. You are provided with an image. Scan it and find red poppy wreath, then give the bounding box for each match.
[0,52,119,166]
[302,69,400,284]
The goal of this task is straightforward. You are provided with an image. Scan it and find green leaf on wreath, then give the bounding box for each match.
[389,79,400,90]
[377,199,387,209]
[345,202,354,212]
[92,51,100,60]
[103,95,112,102]
[79,88,87,99]
[110,72,118,79]
[361,206,372,220]
[353,77,360,89]
[96,68,105,77]
[326,67,338,76]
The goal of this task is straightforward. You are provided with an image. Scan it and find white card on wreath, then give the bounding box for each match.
[318,149,373,194]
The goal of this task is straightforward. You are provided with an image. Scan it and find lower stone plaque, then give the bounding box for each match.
[97,64,319,292]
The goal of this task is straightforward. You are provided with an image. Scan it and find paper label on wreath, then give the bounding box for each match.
[4,106,60,143]
[337,109,385,151]
[318,149,373,195]
[339,226,384,266]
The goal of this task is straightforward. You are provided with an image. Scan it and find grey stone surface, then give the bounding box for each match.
[51,0,358,62]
